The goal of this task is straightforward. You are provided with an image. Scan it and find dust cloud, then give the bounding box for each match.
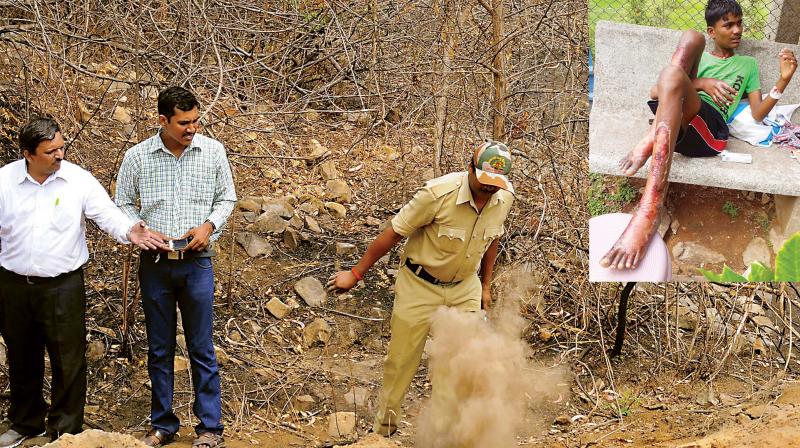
[416,269,568,448]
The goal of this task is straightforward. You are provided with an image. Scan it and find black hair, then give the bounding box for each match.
[705,0,743,27]
[157,86,199,120]
[18,116,60,155]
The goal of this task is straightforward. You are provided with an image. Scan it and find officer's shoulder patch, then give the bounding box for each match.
[425,172,463,198]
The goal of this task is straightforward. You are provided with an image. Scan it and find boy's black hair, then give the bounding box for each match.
[18,116,60,155]
[157,86,199,120]
[705,0,743,27]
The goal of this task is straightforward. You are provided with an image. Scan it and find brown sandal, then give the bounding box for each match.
[140,428,175,447]
[193,432,224,448]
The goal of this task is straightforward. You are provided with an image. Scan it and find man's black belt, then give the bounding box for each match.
[0,266,81,285]
[404,259,461,286]
[141,247,215,261]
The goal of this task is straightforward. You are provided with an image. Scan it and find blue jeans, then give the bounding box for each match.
[139,255,223,436]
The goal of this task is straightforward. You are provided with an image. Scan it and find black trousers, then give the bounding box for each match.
[0,268,86,437]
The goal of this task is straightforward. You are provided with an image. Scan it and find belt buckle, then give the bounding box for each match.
[25,275,33,285]
[167,251,181,260]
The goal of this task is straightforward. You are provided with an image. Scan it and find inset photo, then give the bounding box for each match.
[589,0,800,282]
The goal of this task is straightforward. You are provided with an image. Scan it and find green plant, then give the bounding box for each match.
[612,389,641,418]
[588,174,639,217]
[753,211,770,233]
[588,196,608,217]
[588,173,609,217]
[722,201,739,219]
[614,178,637,205]
[699,232,800,282]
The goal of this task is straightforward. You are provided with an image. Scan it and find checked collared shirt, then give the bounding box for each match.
[115,132,237,242]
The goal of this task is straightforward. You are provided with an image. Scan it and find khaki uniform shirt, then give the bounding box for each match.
[391,172,514,283]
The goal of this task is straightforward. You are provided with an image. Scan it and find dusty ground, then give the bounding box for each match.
[9,366,800,447]
[9,371,799,448]
[665,183,775,276]
[523,360,800,448]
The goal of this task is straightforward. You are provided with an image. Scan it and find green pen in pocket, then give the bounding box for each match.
[55,197,60,206]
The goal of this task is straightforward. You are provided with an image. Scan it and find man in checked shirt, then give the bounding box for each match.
[115,86,236,448]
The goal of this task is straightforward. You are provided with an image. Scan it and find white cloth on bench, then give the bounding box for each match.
[728,100,800,146]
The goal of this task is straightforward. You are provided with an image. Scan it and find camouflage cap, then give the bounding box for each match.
[473,140,513,192]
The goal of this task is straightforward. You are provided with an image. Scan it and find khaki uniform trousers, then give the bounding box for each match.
[373,264,481,434]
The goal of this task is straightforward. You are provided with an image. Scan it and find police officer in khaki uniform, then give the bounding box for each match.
[327,140,514,436]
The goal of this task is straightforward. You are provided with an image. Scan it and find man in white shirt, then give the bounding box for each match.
[0,117,166,447]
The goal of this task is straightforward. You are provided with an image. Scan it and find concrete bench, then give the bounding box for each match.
[589,20,800,241]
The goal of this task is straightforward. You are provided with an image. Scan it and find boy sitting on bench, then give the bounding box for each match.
[600,0,798,270]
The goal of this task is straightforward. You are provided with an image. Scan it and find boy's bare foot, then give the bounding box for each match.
[602,123,671,270]
[618,130,654,176]
[599,208,661,269]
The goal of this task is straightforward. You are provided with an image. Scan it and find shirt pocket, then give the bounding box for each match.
[481,226,504,252]
[187,162,217,204]
[436,225,466,253]
[139,174,170,210]
[139,179,172,213]
[51,199,81,232]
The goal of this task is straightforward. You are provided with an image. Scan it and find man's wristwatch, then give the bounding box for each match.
[205,220,216,231]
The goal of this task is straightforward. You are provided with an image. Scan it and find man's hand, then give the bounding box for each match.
[327,270,359,293]
[703,78,736,108]
[148,228,174,252]
[181,221,214,251]
[481,287,492,310]
[128,221,170,251]
[779,48,797,82]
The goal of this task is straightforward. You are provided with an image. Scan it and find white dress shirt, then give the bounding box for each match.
[0,159,133,277]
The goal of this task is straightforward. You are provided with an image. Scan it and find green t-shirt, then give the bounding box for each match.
[697,52,760,122]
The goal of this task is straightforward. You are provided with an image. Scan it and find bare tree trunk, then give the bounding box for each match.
[121,23,143,359]
[432,0,452,177]
[432,86,447,177]
[481,0,508,140]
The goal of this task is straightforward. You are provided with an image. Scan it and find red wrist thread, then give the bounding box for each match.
[351,267,364,281]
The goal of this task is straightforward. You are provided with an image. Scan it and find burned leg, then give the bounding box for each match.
[602,123,671,269]
[601,65,700,269]
[618,31,705,177]
[618,122,656,176]
[670,30,705,78]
